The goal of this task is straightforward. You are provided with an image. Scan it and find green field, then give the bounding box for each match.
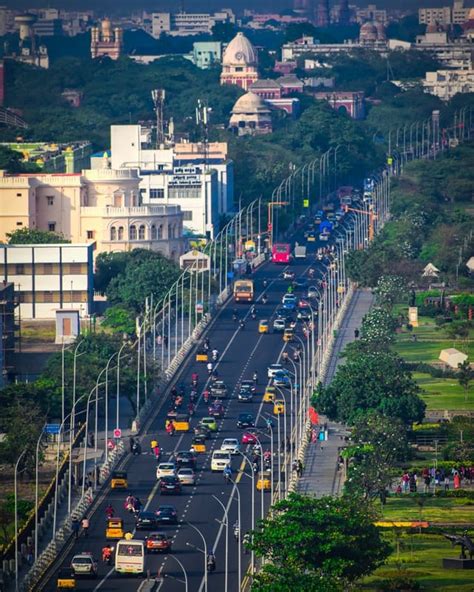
[363,533,474,591]
[413,372,473,411]
[380,494,474,524]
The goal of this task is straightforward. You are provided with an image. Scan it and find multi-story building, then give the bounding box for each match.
[0,243,94,320]
[281,36,381,62]
[151,10,235,37]
[423,68,474,100]
[356,4,388,24]
[10,14,49,68]
[0,281,15,385]
[33,18,63,36]
[191,41,223,69]
[91,18,123,60]
[2,141,92,173]
[249,77,302,116]
[419,0,471,25]
[220,32,259,91]
[313,91,366,119]
[110,125,233,238]
[0,6,17,36]
[0,168,184,261]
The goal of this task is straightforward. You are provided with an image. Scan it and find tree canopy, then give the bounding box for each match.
[7,227,70,244]
[250,493,391,591]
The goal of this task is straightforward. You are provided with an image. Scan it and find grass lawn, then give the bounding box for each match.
[379,494,474,524]
[363,533,474,591]
[413,372,473,411]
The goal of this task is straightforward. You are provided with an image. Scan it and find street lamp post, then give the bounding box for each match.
[237,450,256,573]
[212,495,229,592]
[15,448,27,592]
[165,554,189,591]
[34,423,47,561]
[184,521,208,592]
[229,480,242,591]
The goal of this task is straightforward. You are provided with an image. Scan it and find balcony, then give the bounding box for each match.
[104,205,181,217]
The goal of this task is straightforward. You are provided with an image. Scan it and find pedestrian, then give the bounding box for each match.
[156,334,162,346]
[26,543,34,565]
[81,517,89,537]
[402,472,410,493]
[423,475,431,493]
[296,460,303,477]
[71,517,80,539]
[163,334,168,348]
[444,475,450,491]
[453,471,461,489]
[286,437,291,453]
[354,328,360,339]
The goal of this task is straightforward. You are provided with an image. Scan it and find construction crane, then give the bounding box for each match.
[342,204,377,242]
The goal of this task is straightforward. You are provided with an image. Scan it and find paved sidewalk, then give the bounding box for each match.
[297,289,375,497]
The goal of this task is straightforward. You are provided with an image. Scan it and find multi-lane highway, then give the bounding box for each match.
[41,227,336,592]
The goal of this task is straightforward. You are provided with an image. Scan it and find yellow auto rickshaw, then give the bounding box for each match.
[256,470,272,491]
[56,568,76,590]
[196,349,208,362]
[283,328,294,342]
[191,435,207,454]
[263,386,276,403]
[258,320,269,334]
[106,517,124,540]
[173,414,190,432]
[110,470,128,489]
[274,399,285,415]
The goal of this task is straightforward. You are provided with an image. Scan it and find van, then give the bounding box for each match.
[211,449,231,472]
[115,539,145,575]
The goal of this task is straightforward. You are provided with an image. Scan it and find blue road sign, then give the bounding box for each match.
[45,424,61,435]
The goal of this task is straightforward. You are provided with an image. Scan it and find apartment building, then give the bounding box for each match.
[419,0,471,25]
[0,281,15,384]
[151,9,234,37]
[423,68,474,100]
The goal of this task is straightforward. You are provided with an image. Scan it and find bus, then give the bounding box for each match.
[233,279,254,303]
[115,539,145,575]
[272,243,292,264]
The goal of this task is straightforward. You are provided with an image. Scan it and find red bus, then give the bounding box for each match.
[272,243,292,264]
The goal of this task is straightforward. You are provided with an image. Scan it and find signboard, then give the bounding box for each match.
[303,199,309,208]
[169,166,202,187]
[408,306,419,327]
[195,302,204,314]
[113,428,122,439]
[387,156,393,165]
[45,424,61,435]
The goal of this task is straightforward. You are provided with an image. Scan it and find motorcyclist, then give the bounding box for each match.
[262,293,268,305]
[191,372,199,386]
[166,421,175,436]
[153,444,161,460]
[223,464,232,483]
[207,361,213,375]
[239,319,245,330]
[105,504,114,519]
[204,338,210,350]
[252,371,258,385]
[282,351,289,364]
[232,309,238,322]
[102,544,113,565]
[212,348,219,361]
[263,279,268,288]
[250,305,257,319]
[188,402,195,416]
[207,551,216,573]
[203,389,210,403]
[233,521,240,541]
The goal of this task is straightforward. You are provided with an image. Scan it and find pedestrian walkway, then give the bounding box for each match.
[297,289,375,497]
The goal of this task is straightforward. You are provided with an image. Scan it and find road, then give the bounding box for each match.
[41,227,338,592]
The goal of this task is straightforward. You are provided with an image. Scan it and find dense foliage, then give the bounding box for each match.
[7,228,70,244]
[250,493,391,592]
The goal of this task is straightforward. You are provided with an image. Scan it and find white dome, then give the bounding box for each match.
[232,92,270,114]
[223,32,257,67]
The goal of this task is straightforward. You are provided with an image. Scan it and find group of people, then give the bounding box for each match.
[398,467,470,493]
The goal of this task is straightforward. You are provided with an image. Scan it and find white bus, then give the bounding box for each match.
[115,539,145,575]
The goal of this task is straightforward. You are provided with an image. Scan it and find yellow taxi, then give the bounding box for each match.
[111,471,127,489]
[106,517,124,540]
[283,328,294,342]
[263,386,276,403]
[273,400,285,415]
[191,435,207,454]
[56,568,76,589]
[258,320,269,334]
[256,470,272,491]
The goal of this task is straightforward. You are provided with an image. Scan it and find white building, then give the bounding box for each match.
[0,243,94,320]
[419,1,471,25]
[281,36,379,62]
[151,10,235,37]
[110,125,233,238]
[423,68,474,100]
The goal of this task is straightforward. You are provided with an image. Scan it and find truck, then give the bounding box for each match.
[294,245,307,259]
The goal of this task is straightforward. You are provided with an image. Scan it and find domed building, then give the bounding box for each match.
[359,22,378,44]
[228,92,272,136]
[220,32,259,91]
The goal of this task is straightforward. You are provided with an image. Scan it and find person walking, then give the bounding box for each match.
[71,517,80,539]
[81,517,89,537]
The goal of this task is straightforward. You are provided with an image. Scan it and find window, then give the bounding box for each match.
[129,225,137,240]
[110,227,116,241]
[69,263,82,274]
[48,222,56,232]
[43,263,53,274]
[16,264,25,274]
[183,211,193,221]
[16,221,23,226]
[47,196,54,206]
[86,230,94,239]
[168,224,174,239]
[113,194,123,207]
[150,188,165,199]
[151,225,157,239]
[157,225,163,239]
[138,225,145,240]
[118,226,124,240]
[16,193,22,197]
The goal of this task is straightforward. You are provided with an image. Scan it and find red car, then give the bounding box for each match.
[208,402,225,418]
[145,532,172,553]
[298,299,310,309]
[241,430,260,445]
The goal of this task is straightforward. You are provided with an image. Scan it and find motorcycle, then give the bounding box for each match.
[212,351,219,362]
[262,294,268,305]
[239,320,245,330]
[207,557,216,573]
[233,522,240,541]
[131,442,141,456]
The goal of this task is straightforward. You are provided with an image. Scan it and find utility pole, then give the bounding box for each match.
[151,88,166,147]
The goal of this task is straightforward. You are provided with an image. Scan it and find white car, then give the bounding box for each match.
[211,450,232,472]
[268,363,284,378]
[156,462,177,480]
[177,467,196,486]
[282,294,297,305]
[71,553,98,577]
[273,319,286,332]
[221,438,240,455]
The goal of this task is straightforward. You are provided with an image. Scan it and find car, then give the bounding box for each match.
[211,449,232,471]
[237,412,254,428]
[298,299,310,309]
[221,438,240,454]
[273,371,291,388]
[297,309,311,321]
[200,417,218,432]
[208,401,225,418]
[276,307,295,320]
[194,424,211,439]
[293,279,307,290]
[241,430,260,445]
[175,450,197,468]
[155,505,178,524]
[71,553,98,578]
[307,232,316,242]
[282,294,297,304]
[156,462,177,479]
[210,380,228,399]
[240,379,257,393]
[268,363,284,378]
[159,475,182,495]
[177,467,196,486]
[136,511,158,530]
[307,286,320,299]
[238,387,253,402]
[145,532,172,553]
[283,300,296,311]
[273,318,286,333]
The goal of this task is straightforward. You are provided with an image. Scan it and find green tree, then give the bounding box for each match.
[374,275,406,311]
[94,251,130,293]
[102,305,136,335]
[7,227,70,244]
[457,359,474,402]
[250,493,391,592]
[211,22,238,42]
[314,350,426,425]
[0,146,40,173]
[0,401,45,472]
